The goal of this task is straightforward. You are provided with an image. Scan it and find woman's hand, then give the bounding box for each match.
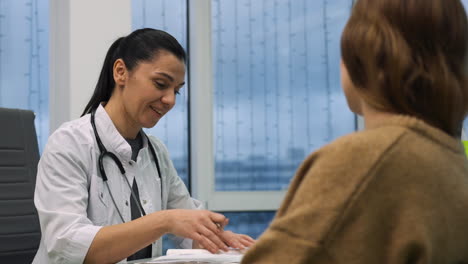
[164,209,229,253]
[219,230,256,249]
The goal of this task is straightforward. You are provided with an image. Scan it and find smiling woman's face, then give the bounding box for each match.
[116,50,186,130]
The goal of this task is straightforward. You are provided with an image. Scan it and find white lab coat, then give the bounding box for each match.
[33,105,202,264]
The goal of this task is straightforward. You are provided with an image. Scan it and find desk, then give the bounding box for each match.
[127,259,238,264]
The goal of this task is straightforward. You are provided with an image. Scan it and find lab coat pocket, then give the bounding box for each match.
[88,174,111,226]
[97,178,110,208]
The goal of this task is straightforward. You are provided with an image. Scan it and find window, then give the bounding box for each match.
[462,0,468,140]
[213,0,355,192]
[132,0,190,187]
[221,211,276,239]
[186,0,355,239]
[0,0,49,151]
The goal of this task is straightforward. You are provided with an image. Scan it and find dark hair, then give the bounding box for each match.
[81,28,186,116]
[341,0,468,137]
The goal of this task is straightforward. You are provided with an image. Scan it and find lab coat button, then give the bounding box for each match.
[125,201,129,206]
[143,200,147,204]
[100,192,103,198]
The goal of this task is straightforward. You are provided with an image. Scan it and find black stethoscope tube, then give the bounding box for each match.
[90,109,163,223]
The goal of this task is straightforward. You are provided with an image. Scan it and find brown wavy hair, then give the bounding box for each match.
[341,0,468,137]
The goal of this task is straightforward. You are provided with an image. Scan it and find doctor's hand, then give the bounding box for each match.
[163,209,229,253]
[219,230,256,250]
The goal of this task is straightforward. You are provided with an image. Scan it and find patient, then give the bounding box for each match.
[242,0,468,263]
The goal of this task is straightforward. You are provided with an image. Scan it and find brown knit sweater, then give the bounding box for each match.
[242,116,468,264]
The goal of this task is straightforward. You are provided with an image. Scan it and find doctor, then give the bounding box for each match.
[33,28,255,264]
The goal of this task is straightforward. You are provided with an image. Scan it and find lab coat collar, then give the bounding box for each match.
[138,135,153,169]
[94,104,132,161]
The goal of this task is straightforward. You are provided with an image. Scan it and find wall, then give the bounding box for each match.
[49,0,131,132]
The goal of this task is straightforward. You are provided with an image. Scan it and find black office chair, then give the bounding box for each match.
[0,108,41,263]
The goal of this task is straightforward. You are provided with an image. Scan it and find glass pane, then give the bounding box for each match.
[463,0,468,140]
[0,0,49,152]
[221,211,275,240]
[212,0,354,191]
[132,0,189,187]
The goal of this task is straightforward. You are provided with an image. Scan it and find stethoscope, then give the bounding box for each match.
[90,109,163,223]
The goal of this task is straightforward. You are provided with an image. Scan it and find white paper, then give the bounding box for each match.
[141,248,245,263]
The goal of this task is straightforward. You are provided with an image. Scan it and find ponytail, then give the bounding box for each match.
[81,28,186,117]
[81,37,125,116]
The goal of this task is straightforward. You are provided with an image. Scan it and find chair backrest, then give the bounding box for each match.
[0,108,41,263]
